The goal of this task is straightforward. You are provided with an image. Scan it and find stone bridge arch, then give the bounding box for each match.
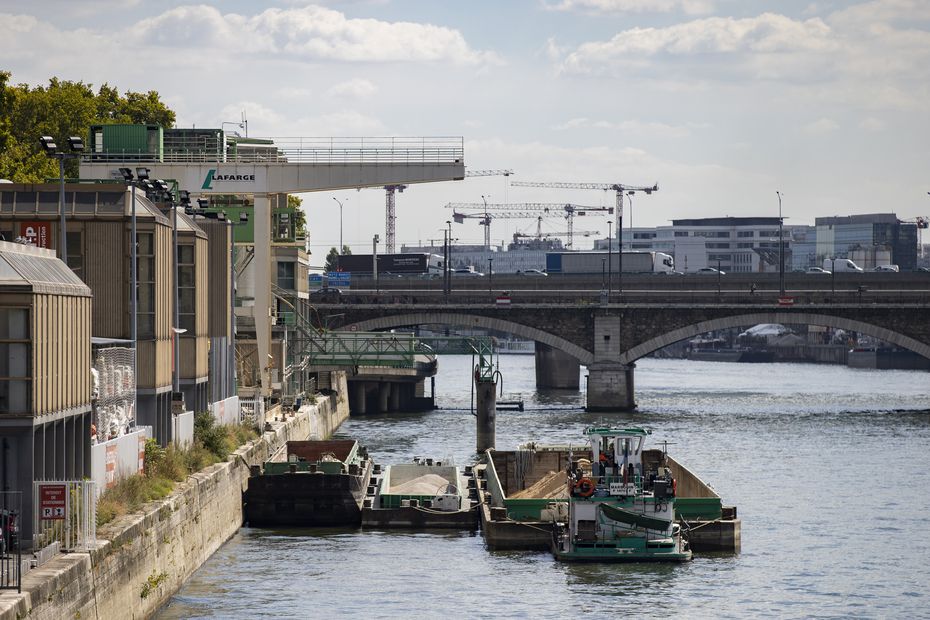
[342,311,595,365]
[620,311,930,365]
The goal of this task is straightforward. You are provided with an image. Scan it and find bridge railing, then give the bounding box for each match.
[305,332,435,368]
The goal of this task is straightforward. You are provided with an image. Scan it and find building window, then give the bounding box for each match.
[706,243,731,249]
[277,261,295,291]
[737,231,754,238]
[138,232,155,339]
[178,244,196,333]
[0,307,30,414]
[674,231,689,237]
[737,243,754,248]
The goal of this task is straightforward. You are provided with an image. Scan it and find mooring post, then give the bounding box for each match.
[475,375,497,453]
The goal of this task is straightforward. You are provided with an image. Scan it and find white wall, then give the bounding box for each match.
[90,427,151,498]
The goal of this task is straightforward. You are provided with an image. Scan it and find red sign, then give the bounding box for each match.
[778,297,795,307]
[39,484,67,520]
[19,221,51,248]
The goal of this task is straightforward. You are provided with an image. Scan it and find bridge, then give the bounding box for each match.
[312,275,930,410]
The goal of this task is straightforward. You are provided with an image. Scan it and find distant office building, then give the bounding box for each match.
[815,213,918,271]
[609,217,796,273]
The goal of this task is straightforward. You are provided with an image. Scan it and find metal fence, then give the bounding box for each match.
[0,491,22,592]
[33,481,96,553]
[82,136,465,165]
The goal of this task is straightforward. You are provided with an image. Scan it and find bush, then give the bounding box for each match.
[96,416,259,530]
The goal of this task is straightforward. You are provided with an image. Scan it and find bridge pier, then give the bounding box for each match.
[586,362,636,411]
[476,378,497,452]
[378,383,390,413]
[352,382,369,414]
[534,342,580,389]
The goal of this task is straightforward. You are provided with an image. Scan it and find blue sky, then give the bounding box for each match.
[2,0,929,256]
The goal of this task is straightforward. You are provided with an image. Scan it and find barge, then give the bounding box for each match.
[363,459,478,529]
[243,439,373,527]
[479,433,739,554]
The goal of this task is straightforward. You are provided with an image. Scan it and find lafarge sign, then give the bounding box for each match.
[202,168,256,190]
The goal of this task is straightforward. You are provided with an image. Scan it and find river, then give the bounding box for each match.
[156,356,930,619]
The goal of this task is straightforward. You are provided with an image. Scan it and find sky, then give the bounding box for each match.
[2,0,929,258]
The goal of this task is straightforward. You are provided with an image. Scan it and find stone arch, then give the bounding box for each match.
[341,312,595,365]
[620,311,930,365]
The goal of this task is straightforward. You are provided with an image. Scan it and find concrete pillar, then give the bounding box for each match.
[378,383,390,413]
[586,362,636,411]
[389,384,401,411]
[354,382,368,415]
[475,378,497,453]
[253,193,272,397]
[534,342,581,389]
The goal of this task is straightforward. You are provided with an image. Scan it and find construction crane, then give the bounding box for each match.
[510,181,658,292]
[380,170,512,253]
[465,169,514,177]
[446,202,612,249]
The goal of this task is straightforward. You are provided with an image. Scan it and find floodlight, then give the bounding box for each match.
[67,136,84,151]
[178,190,190,205]
[118,168,133,181]
[197,198,209,209]
[39,136,57,153]
[239,212,248,223]
[135,167,150,180]
[217,211,227,221]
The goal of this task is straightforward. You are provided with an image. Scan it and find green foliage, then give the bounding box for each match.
[140,571,169,599]
[96,420,259,530]
[324,247,340,272]
[0,71,175,182]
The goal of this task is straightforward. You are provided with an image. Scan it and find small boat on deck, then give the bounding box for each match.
[243,439,373,527]
[551,427,691,562]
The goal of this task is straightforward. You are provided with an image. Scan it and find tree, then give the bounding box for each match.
[0,72,176,182]
[287,194,307,238]
[324,247,340,272]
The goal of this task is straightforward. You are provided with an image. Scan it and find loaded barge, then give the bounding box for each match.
[243,439,373,527]
[363,459,478,529]
[478,429,739,555]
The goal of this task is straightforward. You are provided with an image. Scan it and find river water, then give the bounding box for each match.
[157,356,930,619]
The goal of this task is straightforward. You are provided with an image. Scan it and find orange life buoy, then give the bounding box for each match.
[574,477,596,498]
[671,478,677,497]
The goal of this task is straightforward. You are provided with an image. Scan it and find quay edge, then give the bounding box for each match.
[0,372,351,620]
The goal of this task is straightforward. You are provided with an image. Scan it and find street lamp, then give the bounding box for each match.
[830,256,836,300]
[776,190,785,297]
[332,196,345,257]
[627,190,635,251]
[373,234,380,294]
[607,220,613,302]
[445,220,453,296]
[39,135,84,262]
[488,257,494,301]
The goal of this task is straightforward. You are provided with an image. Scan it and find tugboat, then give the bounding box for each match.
[243,439,374,527]
[552,427,692,562]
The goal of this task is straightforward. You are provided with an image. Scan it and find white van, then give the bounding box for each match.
[823,258,863,273]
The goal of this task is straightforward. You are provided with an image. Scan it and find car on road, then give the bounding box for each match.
[873,264,900,272]
[310,287,342,302]
[695,267,725,275]
[517,269,548,277]
[918,267,930,273]
[806,267,831,274]
[452,267,483,277]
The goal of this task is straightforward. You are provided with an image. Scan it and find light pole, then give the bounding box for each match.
[446,220,453,296]
[332,196,345,257]
[627,190,635,250]
[488,257,493,301]
[830,256,836,300]
[39,135,84,262]
[373,234,380,294]
[776,190,785,297]
[607,220,613,302]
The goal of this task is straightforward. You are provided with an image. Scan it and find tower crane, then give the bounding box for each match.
[380,170,513,254]
[510,181,658,291]
[446,202,613,249]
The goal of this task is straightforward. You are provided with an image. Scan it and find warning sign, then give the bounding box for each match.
[39,484,67,520]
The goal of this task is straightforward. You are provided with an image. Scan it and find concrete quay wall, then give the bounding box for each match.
[0,372,350,620]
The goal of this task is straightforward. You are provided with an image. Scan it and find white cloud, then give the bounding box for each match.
[802,117,840,134]
[553,117,703,137]
[134,5,498,65]
[858,117,885,131]
[544,0,714,14]
[325,78,378,99]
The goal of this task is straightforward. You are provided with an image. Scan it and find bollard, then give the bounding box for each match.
[475,377,497,452]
